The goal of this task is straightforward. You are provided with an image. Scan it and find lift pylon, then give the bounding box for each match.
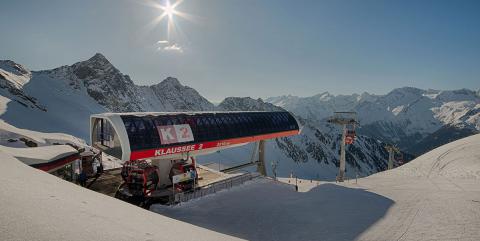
[328,111,358,182]
[385,145,400,170]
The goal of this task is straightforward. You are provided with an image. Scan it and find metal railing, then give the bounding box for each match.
[174,172,260,204]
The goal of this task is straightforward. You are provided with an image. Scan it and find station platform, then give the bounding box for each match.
[86,164,239,198]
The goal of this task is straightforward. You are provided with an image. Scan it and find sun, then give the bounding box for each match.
[160,0,178,20]
[143,0,193,44]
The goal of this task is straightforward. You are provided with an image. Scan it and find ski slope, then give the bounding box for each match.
[0,150,242,241]
[152,134,480,241]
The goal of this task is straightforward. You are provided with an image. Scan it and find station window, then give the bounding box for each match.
[92,118,122,159]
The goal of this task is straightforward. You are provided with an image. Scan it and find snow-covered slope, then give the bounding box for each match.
[267,87,480,154]
[0,62,107,140]
[0,151,241,241]
[372,133,480,179]
[153,134,480,241]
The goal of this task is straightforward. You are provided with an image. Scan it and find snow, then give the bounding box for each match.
[432,101,480,128]
[0,60,31,89]
[372,133,480,179]
[2,55,478,182]
[0,56,215,141]
[0,144,77,166]
[391,105,405,115]
[0,150,241,241]
[0,69,108,140]
[0,120,86,148]
[152,134,480,241]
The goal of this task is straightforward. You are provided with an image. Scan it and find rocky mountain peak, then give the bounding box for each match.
[83,53,113,68]
[71,53,118,79]
[161,77,181,85]
[89,52,108,62]
[155,77,184,90]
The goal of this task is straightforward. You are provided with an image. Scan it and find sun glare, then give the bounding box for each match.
[142,0,193,51]
[163,0,175,19]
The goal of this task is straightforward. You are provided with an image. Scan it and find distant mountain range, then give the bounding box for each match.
[1,53,477,179]
[267,87,480,155]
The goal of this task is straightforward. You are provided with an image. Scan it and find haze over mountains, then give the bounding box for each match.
[1,53,478,179]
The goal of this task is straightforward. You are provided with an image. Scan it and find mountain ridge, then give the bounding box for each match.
[266,86,480,154]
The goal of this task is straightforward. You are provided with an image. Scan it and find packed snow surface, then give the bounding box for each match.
[152,134,480,241]
[0,151,242,241]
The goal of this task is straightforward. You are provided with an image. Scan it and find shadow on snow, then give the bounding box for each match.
[152,181,394,241]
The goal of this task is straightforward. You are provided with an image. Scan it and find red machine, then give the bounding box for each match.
[344,124,356,145]
[118,158,197,200]
[169,160,197,192]
[120,160,159,197]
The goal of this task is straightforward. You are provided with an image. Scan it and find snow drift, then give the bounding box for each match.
[0,151,241,241]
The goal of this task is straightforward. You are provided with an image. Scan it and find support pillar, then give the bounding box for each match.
[388,150,394,170]
[338,124,346,182]
[257,140,267,176]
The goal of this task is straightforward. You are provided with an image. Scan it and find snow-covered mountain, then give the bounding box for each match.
[42,53,214,112]
[0,54,213,140]
[266,87,480,155]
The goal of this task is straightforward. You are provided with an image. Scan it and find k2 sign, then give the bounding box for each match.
[157,124,194,144]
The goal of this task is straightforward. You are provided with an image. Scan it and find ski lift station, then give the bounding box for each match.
[89,111,301,204]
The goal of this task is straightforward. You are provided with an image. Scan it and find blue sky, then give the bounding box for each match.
[1,0,479,101]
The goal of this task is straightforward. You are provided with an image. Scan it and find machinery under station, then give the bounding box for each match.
[48,111,301,207]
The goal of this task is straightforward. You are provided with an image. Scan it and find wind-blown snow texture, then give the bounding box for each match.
[153,134,480,241]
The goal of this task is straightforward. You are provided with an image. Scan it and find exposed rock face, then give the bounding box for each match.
[40,53,214,112]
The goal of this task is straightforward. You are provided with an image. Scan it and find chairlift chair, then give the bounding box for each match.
[344,123,357,145]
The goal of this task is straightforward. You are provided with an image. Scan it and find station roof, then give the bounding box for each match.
[91,111,301,160]
[118,111,299,151]
[0,145,79,172]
